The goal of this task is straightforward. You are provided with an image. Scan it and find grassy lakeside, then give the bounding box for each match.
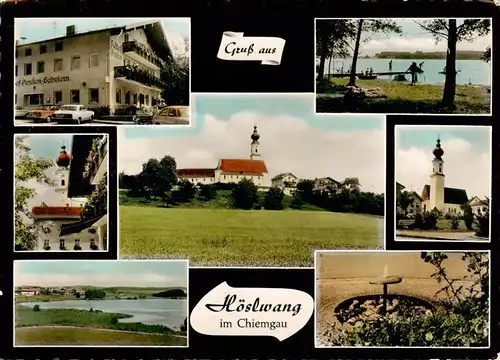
[15,306,186,346]
[316,78,489,114]
[119,206,383,266]
[101,286,187,297]
[16,327,184,346]
[120,189,325,212]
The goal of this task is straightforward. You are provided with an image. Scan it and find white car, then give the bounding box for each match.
[52,105,94,124]
[15,105,29,119]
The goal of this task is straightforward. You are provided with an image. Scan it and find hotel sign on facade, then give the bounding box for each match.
[15,76,71,87]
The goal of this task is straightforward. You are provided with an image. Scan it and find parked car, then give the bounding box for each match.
[151,106,189,125]
[29,105,61,123]
[132,108,154,124]
[52,105,94,124]
[15,105,29,119]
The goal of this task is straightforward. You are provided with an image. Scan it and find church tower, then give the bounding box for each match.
[54,145,71,205]
[429,137,445,211]
[250,125,261,160]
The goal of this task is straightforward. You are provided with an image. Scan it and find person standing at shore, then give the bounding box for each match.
[389,60,393,71]
[406,62,422,86]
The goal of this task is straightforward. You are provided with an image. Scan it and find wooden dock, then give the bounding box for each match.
[327,71,409,78]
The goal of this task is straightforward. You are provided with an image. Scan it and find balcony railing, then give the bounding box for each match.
[114,65,165,89]
[83,136,108,181]
[122,41,165,68]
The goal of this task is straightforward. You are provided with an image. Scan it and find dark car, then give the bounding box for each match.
[132,108,154,124]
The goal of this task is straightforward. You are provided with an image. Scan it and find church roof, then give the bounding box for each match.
[422,185,469,205]
[177,168,215,177]
[218,159,268,175]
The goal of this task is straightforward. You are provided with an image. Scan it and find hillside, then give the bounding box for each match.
[119,189,325,212]
[374,50,486,60]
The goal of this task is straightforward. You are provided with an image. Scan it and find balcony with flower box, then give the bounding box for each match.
[122,40,165,70]
[114,65,165,90]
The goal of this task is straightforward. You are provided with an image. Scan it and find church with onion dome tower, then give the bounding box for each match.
[30,143,105,252]
[421,137,469,215]
[177,125,269,188]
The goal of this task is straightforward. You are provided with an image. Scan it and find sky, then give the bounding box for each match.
[119,94,386,194]
[15,260,188,287]
[331,18,492,56]
[15,18,190,58]
[16,134,75,209]
[396,126,491,199]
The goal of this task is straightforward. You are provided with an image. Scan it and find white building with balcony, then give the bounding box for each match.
[15,21,176,114]
[30,135,108,252]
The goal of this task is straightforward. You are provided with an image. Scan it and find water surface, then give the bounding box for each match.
[20,298,187,330]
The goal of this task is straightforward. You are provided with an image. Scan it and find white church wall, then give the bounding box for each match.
[36,221,104,251]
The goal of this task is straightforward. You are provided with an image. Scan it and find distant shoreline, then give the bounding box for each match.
[318,51,487,61]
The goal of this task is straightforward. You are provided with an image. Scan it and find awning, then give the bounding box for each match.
[59,214,104,236]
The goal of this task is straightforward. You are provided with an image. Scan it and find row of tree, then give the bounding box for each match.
[374,50,486,60]
[120,156,384,216]
[316,19,491,107]
[397,190,489,237]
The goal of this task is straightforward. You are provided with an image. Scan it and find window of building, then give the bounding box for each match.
[61,179,65,186]
[125,91,131,104]
[24,94,43,106]
[15,65,18,76]
[145,94,149,106]
[116,89,121,104]
[70,89,80,104]
[25,48,32,57]
[90,238,96,246]
[89,88,99,103]
[133,93,137,104]
[44,239,50,247]
[54,58,63,72]
[39,44,47,54]
[59,238,65,249]
[89,53,99,67]
[54,91,63,104]
[55,41,63,51]
[439,165,442,173]
[24,63,32,75]
[75,239,80,246]
[71,55,81,70]
[124,33,130,42]
[36,61,45,74]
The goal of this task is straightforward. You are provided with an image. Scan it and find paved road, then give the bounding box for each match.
[15,119,133,126]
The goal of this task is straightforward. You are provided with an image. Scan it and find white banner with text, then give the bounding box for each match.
[216,32,286,65]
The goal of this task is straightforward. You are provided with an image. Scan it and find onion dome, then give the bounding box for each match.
[251,125,260,142]
[56,145,71,167]
[433,137,444,160]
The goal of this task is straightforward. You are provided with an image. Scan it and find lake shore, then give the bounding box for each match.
[15,305,187,346]
[316,78,490,114]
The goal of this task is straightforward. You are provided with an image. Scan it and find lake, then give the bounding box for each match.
[19,298,187,330]
[319,58,491,86]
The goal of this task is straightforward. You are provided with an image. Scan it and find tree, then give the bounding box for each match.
[474,198,489,238]
[180,317,187,332]
[461,202,474,230]
[348,20,402,86]
[177,180,196,202]
[75,293,81,299]
[15,136,54,251]
[264,187,285,210]
[341,177,361,192]
[139,156,177,200]
[199,184,217,200]
[84,288,106,300]
[231,179,259,210]
[416,19,491,107]
[316,19,355,80]
[481,46,491,64]
[161,37,190,105]
[397,191,414,217]
[296,179,315,202]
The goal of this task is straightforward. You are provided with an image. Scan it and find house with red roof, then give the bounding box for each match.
[178,126,269,188]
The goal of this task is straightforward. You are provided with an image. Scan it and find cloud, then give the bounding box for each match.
[15,272,185,288]
[119,112,386,193]
[396,138,490,199]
